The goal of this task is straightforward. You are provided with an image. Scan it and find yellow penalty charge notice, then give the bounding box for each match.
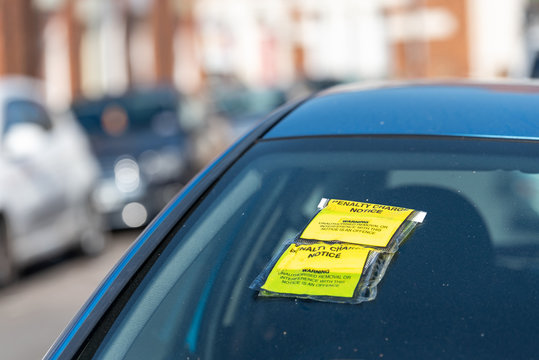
[261,242,371,298]
[300,199,415,248]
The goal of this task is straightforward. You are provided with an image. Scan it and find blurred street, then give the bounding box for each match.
[0,230,138,360]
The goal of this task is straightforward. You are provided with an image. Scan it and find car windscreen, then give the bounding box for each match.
[77,137,539,359]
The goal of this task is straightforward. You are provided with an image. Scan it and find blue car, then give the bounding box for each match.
[47,82,539,359]
[72,88,196,229]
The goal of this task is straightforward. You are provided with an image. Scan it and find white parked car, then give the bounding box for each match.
[0,77,106,285]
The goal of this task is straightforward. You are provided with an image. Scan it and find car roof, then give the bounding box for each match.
[264,81,539,140]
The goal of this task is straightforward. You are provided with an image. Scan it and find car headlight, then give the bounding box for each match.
[114,157,140,192]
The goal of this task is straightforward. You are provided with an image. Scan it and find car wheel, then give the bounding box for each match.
[0,217,16,287]
[78,202,108,257]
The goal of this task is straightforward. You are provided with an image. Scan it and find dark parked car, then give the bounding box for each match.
[72,88,196,229]
[48,81,539,359]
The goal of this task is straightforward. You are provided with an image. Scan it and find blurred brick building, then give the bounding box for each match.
[0,0,42,77]
[0,0,530,109]
[384,0,528,79]
[0,0,190,108]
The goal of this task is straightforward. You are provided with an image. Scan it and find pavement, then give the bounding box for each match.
[0,230,138,360]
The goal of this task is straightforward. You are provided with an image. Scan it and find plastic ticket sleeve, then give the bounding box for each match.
[250,240,393,303]
[300,198,426,251]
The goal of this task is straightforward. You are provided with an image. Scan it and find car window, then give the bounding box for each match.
[4,99,53,134]
[78,137,539,359]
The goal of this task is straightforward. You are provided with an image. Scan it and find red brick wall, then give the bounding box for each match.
[0,0,41,77]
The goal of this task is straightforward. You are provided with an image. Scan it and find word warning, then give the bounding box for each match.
[261,242,370,298]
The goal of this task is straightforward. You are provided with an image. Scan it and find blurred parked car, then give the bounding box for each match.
[212,87,287,141]
[48,81,539,359]
[71,88,196,230]
[0,77,105,286]
[204,74,287,142]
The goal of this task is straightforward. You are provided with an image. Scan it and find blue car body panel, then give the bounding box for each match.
[265,82,539,140]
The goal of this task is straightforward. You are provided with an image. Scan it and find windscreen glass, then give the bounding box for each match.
[79,137,539,359]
